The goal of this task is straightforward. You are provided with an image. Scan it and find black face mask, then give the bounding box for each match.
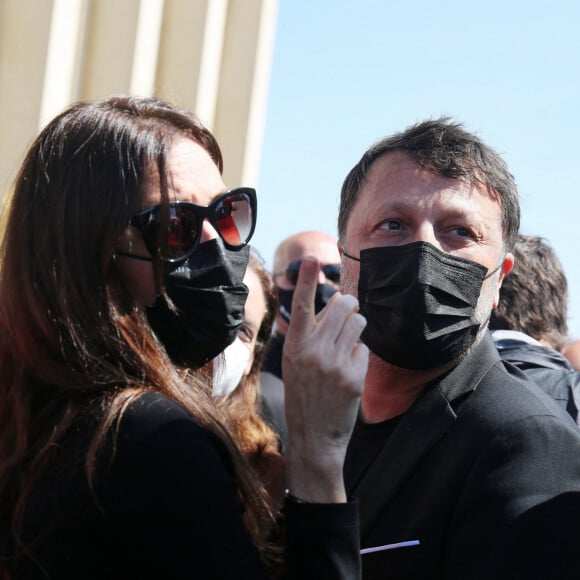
[147,239,249,369]
[277,284,338,323]
[344,241,492,370]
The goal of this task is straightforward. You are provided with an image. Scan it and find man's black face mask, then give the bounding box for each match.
[344,241,493,370]
[147,239,249,369]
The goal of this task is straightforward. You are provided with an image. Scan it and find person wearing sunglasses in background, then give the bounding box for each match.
[0,96,368,579]
[260,231,341,449]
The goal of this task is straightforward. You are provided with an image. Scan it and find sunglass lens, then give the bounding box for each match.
[323,264,341,284]
[284,261,340,285]
[287,270,299,285]
[162,206,199,260]
[285,260,301,286]
[215,192,253,247]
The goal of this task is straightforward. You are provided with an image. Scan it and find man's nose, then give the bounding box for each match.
[414,224,440,248]
[199,219,219,244]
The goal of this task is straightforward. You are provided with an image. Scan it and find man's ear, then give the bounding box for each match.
[493,252,514,308]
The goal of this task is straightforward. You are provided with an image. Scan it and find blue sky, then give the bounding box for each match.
[255,0,580,339]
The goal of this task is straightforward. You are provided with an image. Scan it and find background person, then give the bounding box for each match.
[0,96,367,579]
[261,230,341,447]
[489,234,580,425]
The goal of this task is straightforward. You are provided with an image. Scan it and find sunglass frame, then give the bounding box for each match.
[129,187,257,263]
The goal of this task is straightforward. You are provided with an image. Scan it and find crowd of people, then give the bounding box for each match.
[0,95,579,579]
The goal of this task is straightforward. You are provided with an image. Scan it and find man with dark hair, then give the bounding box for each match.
[300,118,580,578]
[490,234,580,425]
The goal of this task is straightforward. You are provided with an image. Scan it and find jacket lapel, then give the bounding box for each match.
[353,383,456,536]
[351,333,501,537]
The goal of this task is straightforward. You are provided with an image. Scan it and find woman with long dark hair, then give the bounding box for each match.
[0,96,367,578]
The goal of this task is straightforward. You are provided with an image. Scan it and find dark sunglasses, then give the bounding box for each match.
[284,260,341,286]
[127,187,257,263]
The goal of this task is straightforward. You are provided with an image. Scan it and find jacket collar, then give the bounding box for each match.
[349,332,502,536]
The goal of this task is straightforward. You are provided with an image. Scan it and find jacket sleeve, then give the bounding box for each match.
[446,413,580,580]
[283,499,361,580]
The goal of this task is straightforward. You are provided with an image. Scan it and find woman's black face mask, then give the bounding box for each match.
[343,241,495,370]
[147,239,249,369]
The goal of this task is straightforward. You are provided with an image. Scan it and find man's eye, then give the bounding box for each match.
[454,227,473,238]
[381,220,401,231]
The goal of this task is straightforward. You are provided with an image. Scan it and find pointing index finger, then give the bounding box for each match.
[285,256,319,342]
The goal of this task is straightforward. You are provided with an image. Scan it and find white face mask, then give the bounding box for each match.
[212,337,252,397]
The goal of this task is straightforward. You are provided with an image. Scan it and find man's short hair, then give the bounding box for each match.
[490,234,569,351]
[338,118,520,251]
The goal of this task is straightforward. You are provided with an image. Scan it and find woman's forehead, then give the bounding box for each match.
[141,138,225,207]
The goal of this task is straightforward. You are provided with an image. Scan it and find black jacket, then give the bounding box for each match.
[492,329,580,426]
[345,332,580,579]
[9,392,360,579]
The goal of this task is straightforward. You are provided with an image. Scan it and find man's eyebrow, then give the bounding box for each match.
[377,196,424,210]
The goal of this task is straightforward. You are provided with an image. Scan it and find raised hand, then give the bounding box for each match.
[282,256,368,503]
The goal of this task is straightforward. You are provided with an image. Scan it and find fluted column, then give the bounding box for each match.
[0,0,278,200]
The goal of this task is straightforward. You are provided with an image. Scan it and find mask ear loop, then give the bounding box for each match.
[340,247,361,262]
[483,253,506,280]
[152,252,168,302]
[114,250,153,262]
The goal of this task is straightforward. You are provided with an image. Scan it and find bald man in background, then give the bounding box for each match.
[260,231,341,449]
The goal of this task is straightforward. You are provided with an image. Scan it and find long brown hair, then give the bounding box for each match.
[0,96,271,559]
